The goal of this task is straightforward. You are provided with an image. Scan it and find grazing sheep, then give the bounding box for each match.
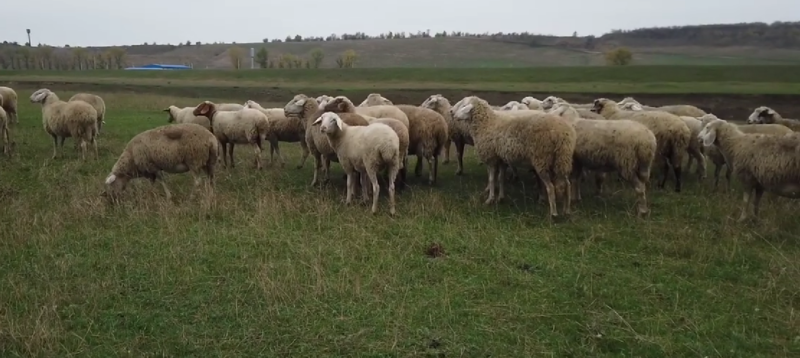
[699,113,794,190]
[592,98,691,192]
[746,106,800,131]
[322,95,409,129]
[244,99,308,168]
[698,116,800,221]
[358,93,393,107]
[163,105,212,130]
[521,96,543,110]
[550,103,656,216]
[620,102,706,179]
[453,96,576,219]
[394,104,448,185]
[29,88,98,160]
[69,93,106,133]
[0,102,10,156]
[500,101,529,111]
[192,101,270,169]
[102,123,218,201]
[366,117,409,191]
[313,112,401,215]
[284,94,370,187]
[0,86,18,124]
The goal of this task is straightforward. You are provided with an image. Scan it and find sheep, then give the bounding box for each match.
[698,116,800,221]
[393,104,448,185]
[420,94,460,167]
[217,103,245,111]
[0,86,18,124]
[620,102,706,179]
[550,103,656,216]
[163,105,212,130]
[520,96,543,110]
[619,97,707,117]
[69,93,107,133]
[312,112,401,215]
[358,93,393,107]
[592,98,691,192]
[541,96,594,111]
[244,99,308,168]
[283,94,370,187]
[29,88,98,160]
[366,117,409,191]
[746,106,800,131]
[322,96,409,129]
[316,95,333,106]
[102,123,218,201]
[192,101,270,169]
[699,113,794,190]
[500,101,529,111]
[0,101,10,156]
[453,96,576,219]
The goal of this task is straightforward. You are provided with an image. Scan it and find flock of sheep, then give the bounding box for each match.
[0,84,798,221]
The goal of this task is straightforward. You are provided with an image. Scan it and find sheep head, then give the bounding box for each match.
[320,96,355,113]
[193,101,217,119]
[549,103,579,119]
[698,117,725,147]
[747,106,778,124]
[30,88,52,104]
[243,100,260,109]
[521,96,541,108]
[541,96,564,110]
[591,98,617,116]
[453,96,482,121]
[500,101,524,111]
[620,102,644,111]
[618,97,640,106]
[102,172,131,201]
[359,93,392,107]
[315,95,333,106]
[163,106,177,123]
[312,112,345,135]
[421,94,448,110]
[284,94,311,115]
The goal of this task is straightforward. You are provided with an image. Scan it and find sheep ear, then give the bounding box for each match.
[105,174,116,185]
[198,103,210,115]
[162,108,171,112]
[312,116,323,126]
[296,99,306,106]
[701,129,716,147]
[334,116,344,130]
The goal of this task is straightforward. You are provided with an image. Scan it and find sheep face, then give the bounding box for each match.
[500,101,523,111]
[521,96,541,107]
[698,118,724,147]
[541,96,562,110]
[284,95,310,115]
[453,98,478,121]
[243,100,259,109]
[421,94,447,111]
[103,173,131,198]
[312,112,344,135]
[315,95,333,106]
[747,106,777,124]
[30,88,52,103]
[320,96,353,113]
[591,98,616,115]
[163,107,176,123]
[618,97,640,106]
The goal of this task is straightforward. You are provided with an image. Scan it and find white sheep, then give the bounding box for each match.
[358,93,393,107]
[698,116,800,221]
[192,101,270,169]
[217,103,245,111]
[102,123,218,201]
[0,86,19,124]
[0,100,10,156]
[29,88,98,160]
[619,97,707,117]
[550,103,657,216]
[163,105,212,130]
[69,93,107,133]
[499,101,529,111]
[746,106,800,131]
[313,112,401,215]
[520,96,543,110]
[244,99,309,168]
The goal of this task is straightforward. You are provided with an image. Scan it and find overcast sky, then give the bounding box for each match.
[3,0,797,47]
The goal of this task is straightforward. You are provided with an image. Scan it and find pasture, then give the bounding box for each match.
[1,74,800,357]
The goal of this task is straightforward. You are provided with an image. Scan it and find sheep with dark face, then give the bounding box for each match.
[746,106,800,132]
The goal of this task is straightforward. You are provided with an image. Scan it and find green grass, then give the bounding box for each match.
[1,88,800,357]
[3,65,800,94]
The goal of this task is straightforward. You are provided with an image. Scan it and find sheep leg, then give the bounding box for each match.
[595,172,607,196]
[455,140,466,176]
[496,163,506,203]
[367,169,381,214]
[228,143,236,168]
[414,155,424,177]
[344,171,356,205]
[633,177,649,217]
[442,138,451,164]
[387,166,398,216]
[657,156,670,189]
[322,157,332,185]
[91,136,99,160]
[537,171,558,219]
[79,140,87,161]
[296,140,310,169]
[360,171,370,205]
[670,152,683,193]
[157,176,173,201]
[271,139,285,168]
[484,164,498,205]
[560,175,572,216]
[252,142,262,170]
[310,154,322,187]
[752,186,765,220]
[713,164,723,190]
[427,155,438,185]
[724,165,733,192]
[738,187,752,222]
[570,166,582,203]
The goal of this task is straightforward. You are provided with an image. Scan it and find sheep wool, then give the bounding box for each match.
[313,112,401,215]
[0,86,18,124]
[421,94,463,169]
[454,96,576,219]
[358,93,393,107]
[395,104,448,185]
[699,117,800,221]
[192,101,270,169]
[164,105,212,130]
[367,117,410,191]
[69,93,107,133]
[0,103,10,156]
[103,123,218,201]
[30,88,99,161]
[322,96,409,129]
[747,106,800,132]
[244,99,308,168]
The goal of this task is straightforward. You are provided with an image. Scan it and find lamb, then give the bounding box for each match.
[358,93,393,107]
[520,96,543,110]
[746,106,800,131]
[244,99,308,168]
[69,93,107,133]
[312,112,401,215]
[366,117,409,191]
[192,101,270,169]
[102,123,218,201]
[163,105,212,130]
[699,113,793,190]
[698,116,800,221]
[322,96,409,129]
[620,102,706,179]
[592,98,691,192]
[0,101,10,156]
[499,101,529,111]
[29,88,98,160]
[550,103,656,216]
[283,94,370,187]
[453,96,576,219]
[0,86,18,124]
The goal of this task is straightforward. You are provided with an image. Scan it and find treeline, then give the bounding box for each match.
[0,43,128,70]
[603,21,800,48]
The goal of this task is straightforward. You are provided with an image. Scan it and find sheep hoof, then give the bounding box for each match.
[484,197,496,205]
[442,159,450,165]
[455,170,463,176]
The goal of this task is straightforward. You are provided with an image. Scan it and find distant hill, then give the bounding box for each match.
[3,21,800,69]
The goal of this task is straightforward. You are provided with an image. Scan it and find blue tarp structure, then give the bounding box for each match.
[125,63,191,70]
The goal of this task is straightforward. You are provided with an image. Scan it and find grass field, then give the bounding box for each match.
[1,81,800,356]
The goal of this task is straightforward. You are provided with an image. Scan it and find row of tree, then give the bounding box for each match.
[227,47,358,69]
[0,45,128,70]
